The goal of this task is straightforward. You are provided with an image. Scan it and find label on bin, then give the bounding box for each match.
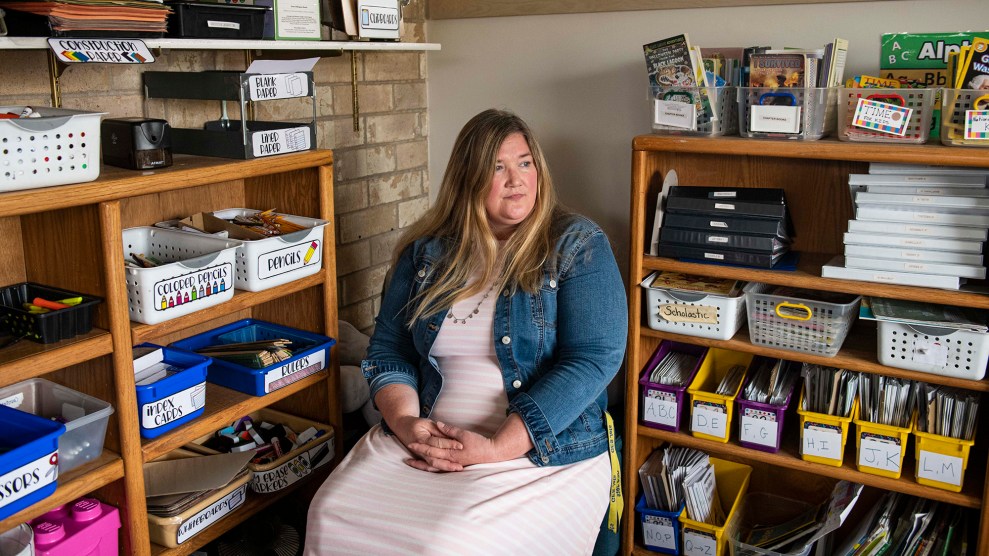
[741,409,778,448]
[258,239,322,280]
[859,433,902,472]
[659,304,718,325]
[264,351,326,393]
[252,440,333,493]
[154,262,232,313]
[918,449,963,487]
[750,105,801,133]
[683,528,717,556]
[252,127,311,157]
[803,422,843,460]
[0,451,57,507]
[643,390,678,428]
[176,484,246,544]
[642,514,677,551]
[248,73,310,101]
[691,402,727,439]
[852,98,912,136]
[965,110,989,140]
[141,382,207,429]
[912,338,948,368]
[653,99,696,130]
[0,392,24,409]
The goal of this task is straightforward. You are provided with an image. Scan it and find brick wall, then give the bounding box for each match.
[0,1,431,333]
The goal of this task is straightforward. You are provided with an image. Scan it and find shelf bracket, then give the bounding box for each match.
[351,51,360,132]
[244,49,256,121]
[46,49,66,108]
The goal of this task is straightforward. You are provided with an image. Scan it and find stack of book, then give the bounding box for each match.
[822,163,989,290]
[658,186,792,269]
[0,0,170,36]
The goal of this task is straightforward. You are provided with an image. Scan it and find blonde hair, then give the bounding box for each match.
[394,109,561,323]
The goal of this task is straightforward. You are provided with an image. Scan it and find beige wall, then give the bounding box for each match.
[0,3,431,333]
[426,0,983,276]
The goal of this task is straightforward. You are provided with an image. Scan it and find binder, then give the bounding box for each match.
[844,244,983,266]
[666,186,789,219]
[821,257,965,290]
[855,206,989,228]
[843,232,984,253]
[658,243,782,268]
[845,219,987,241]
[844,256,985,279]
[663,212,791,239]
[660,227,788,254]
[855,192,989,212]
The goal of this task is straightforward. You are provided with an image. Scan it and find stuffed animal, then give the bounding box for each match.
[337,321,381,426]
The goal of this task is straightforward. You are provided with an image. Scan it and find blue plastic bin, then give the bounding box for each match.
[134,343,210,439]
[0,404,65,520]
[637,495,684,554]
[170,319,335,396]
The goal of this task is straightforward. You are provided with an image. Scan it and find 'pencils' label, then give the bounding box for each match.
[264,350,326,393]
[965,110,989,140]
[141,382,206,429]
[653,99,696,130]
[248,73,310,101]
[642,514,677,551]
[176,484,246,544]
[918,449,964,486]
[252,441,333,493]
[252,127,311,157]
[258,239,321,280]
[852,98,912,136]
[0,451,57,505]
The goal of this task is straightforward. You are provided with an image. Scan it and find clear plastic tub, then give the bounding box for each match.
[744,283,860,357]
[0,378,113,473]
[837,87,935,143]
[687,348,753,443]
[940,88,989,147]
[650,86,737,136]
[638,341,707,432]
[122,226,240,325]
[877,320,989,380]
[730,492,815,556]
[640,272,749,341]
[0,106,104,192]
[737,87,836,140]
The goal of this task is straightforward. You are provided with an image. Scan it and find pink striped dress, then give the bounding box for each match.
[304,279,611,555]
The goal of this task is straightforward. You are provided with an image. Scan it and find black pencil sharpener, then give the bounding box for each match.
[101,117,173,170]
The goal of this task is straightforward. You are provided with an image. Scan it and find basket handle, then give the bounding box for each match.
[775,302,813,321]
[974,94,989,110]
[758,91,796,106]
[866,93,905,107]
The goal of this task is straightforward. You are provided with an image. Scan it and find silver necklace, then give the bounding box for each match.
[446,282,497,324]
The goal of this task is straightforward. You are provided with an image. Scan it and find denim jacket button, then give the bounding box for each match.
[502,289,510,297]
[501,336,511,345]
[417,269,426,278]
[541,456,549,463]
[422,404,430,414]
[512,379,522,389]
[549,279,557,288]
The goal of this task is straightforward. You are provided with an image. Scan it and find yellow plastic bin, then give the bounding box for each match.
[687,348,752,443]
[678,457,752,556]
[853,414,914,479]
[796,391,856,467]
[913,429,975,492]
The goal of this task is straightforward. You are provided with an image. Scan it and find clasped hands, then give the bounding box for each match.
[393,416,499,473]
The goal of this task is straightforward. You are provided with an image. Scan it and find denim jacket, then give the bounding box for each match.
[362,213,628,467]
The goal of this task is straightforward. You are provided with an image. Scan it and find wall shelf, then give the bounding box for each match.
[0,37,440,52]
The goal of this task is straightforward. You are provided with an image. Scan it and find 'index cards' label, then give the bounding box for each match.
[852,98,912,136]
[654,99,696,130]
[750,105,801,133]
[248,73,310,101]
[141,382,206,429]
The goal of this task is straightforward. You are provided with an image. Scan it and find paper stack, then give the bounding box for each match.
[822,163,989,290]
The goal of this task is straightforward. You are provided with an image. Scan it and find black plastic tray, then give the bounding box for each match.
[0,282,102,344]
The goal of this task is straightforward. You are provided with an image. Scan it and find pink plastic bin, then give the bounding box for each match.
[31,497,120,556]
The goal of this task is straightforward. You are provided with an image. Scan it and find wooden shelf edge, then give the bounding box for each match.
[0,329,113,386]
[0,450,123,534]
[141,371,329,462]
[131,273,325,344]
[149,466,331,556]
[636,426,981,509]
[639,327,989,392]
[0,37,440,52]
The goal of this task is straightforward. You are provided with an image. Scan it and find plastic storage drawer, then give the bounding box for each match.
[0,282,102,343]
[678,458,751,556]
[639,341,706,432]
[640,272,747,341]
[940,88,989,147]
[737,87,836,140]
[0,378,112,473]
[730,492,815,556]
[745,283,859,357]
[170,319,335,396]
[167,2,267,39]
[184,408,334,494]
[0,107,103,192]
[636,496,683,554]
[122,226,240,325]
[649,86,737,136]
[877,320,989,380]
[687,348,753,443]
[837,87,935,143]
[736,359,798,453]
[0,404,64,521]
[134,344,210,439]
[853,414,915,479]
[796,392,856,468]
[913,429,974,492]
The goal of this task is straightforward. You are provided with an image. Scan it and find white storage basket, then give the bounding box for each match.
[203,209,327,292]
[877,320,989,380]
[1,106,104,191]
[640,272,760,340]
[122,227,241,324]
